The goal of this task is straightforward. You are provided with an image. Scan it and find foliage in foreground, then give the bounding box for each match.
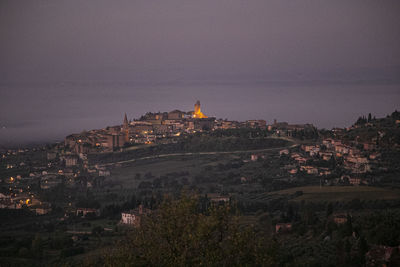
[103,196,279,266]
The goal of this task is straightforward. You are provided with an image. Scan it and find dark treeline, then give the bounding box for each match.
[99,196,279,266]
[76,195,400,267]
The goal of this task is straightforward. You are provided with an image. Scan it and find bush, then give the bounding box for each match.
[18,247,30,258]
[105,196,279,266]
[61,246,84,257]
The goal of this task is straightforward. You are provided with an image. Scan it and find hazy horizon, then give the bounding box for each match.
[1,80,399,147]
[1,0,399,147]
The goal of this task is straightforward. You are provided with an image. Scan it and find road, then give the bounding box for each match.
[99,142,299,168]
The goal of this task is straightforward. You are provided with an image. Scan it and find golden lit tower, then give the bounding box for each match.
[123,113,129,143]
[193,100,207,118]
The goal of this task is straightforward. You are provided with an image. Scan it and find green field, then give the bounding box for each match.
[272,186,400,202]
[109,154,241,188]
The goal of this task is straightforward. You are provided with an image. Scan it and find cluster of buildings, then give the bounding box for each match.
[281,136,381,185]
[63,100,274,154]
[322,138,375,174]
[64,101,217,153]
[63,100,319,157]
[0,144,113,217]
[0,175,52,215]
[0,164,111,216]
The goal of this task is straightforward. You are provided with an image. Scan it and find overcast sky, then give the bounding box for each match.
[1,0,400,83]
[0,1,400,146]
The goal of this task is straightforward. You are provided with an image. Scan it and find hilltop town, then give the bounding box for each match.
[1,104,400,265]
[64,100,268,153]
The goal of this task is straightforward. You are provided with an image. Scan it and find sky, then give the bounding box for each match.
[0,0,400,146]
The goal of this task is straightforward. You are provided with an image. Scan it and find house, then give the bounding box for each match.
[0,198,22,209]
[319,152,333,161]
[349,177,361,185]
[346,155,368,164]
[35,204,52,215]
[251,154,265,161]
[121,212,138,226]
[294,156,308,165]
[369,153,381,160]
[333,214,348,224]
[348,147,360,155]
[363,142,376,151]
[344,157,371,174]
[335,144,350,155]
[300,166,318,175]
[0,193,15,209]
[208,193,230,204]
[335,152,344,158]
[121,205,150,227]
[64,155,79,167]
[0,193,10,201]
[322,138,334,149]
[275,223,292,233]
[301,145,319,155]
[290,153,301,159]
[319,168,331,176]
[63,169,75,178]
[279,149,289,156]
[309,147,320,157]
[167,110,184,120]
[216,120,239,130]
[332,140,343,147]
[296,157,308,165]
[246,120,266,129]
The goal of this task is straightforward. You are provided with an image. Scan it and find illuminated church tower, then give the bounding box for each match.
[193,100,207,118]
[123,113,129,143]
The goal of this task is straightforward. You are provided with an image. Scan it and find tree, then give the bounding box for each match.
[92,226,104,236]
[31,234,43,259]
[104,196,279,266]
[343,214,353,237]
[359,236,368,256]
[18,247,30,258]
[326,202,333,218]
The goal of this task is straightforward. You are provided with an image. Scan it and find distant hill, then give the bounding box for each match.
[341,110,400,147]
